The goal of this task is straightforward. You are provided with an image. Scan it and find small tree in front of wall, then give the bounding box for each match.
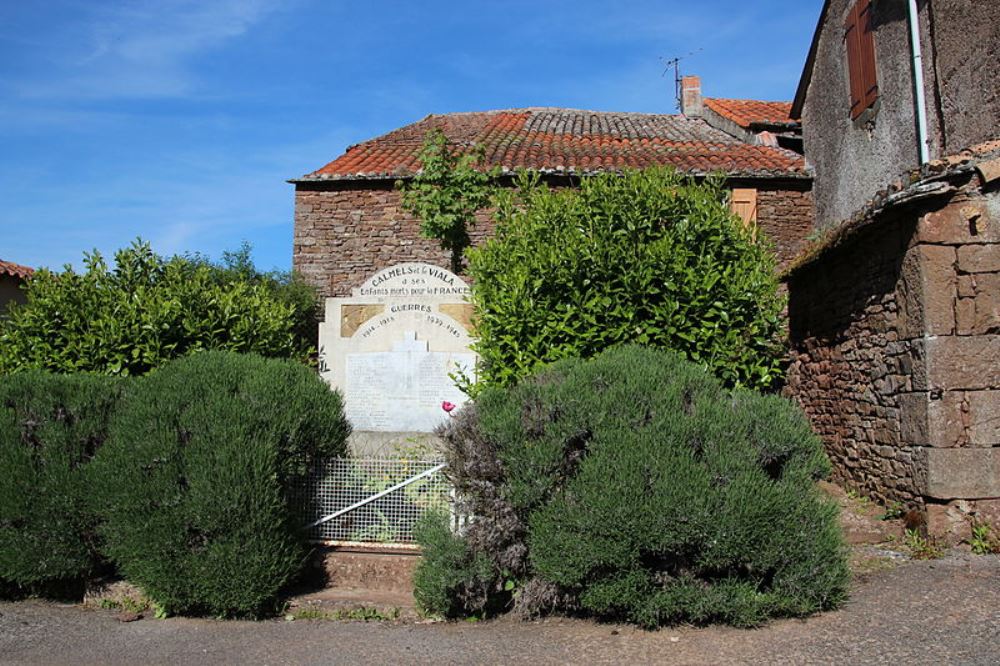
[398,129,498,273]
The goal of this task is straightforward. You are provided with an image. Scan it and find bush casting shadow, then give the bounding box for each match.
[91,351,350,618]
[415,346,849,628]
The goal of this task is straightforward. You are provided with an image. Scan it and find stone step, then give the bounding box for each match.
[288,545,422,618]
[289,544,422,613]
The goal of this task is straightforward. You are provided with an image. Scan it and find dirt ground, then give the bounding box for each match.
[1,486,998,665]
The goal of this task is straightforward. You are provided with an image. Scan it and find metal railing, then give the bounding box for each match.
[294,458,454,546]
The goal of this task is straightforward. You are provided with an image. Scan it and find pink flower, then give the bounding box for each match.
[441,401,456,414]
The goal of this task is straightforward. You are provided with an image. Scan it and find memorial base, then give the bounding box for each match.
[347,431,444,459]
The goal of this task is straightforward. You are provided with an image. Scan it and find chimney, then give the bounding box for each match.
[680,75,702,116]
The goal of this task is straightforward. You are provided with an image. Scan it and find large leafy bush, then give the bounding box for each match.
[467,168,785,390]
[0,241,318,376]
[91,351,350,617]
[0,372,122,594]
[419,346,847,627]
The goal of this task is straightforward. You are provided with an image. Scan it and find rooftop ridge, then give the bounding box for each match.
[423,107,697,118]
[704,96,795,106]
[299,107,809,182]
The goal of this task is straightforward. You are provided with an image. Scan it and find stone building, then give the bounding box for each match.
[0,259,32,314]
[291,102,814,300]
[792,0,999,230]
[785,0,1000,538]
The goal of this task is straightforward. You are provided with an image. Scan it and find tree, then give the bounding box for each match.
[466,168,786,390]
[0,240,319,375]
[398,129,498,273]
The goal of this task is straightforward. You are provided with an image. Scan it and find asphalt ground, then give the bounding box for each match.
[1,550,998,665]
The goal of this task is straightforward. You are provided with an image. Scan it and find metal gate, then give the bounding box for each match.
[295,458,454,546]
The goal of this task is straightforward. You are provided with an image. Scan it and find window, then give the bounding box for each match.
[845,0,878,120]
[730,188,758,231]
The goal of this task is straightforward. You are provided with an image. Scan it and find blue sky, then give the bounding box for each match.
[2,0,823,272]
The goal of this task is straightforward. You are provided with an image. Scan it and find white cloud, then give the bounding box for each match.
[15,0,285,99]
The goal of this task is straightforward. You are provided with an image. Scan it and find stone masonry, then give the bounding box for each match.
[787,157,1000,540]
[786,211,923,507]
[293,181,495,299]
[294,179,814,300]
[756,184,813,267]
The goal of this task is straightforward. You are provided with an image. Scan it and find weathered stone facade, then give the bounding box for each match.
[294,179,814,300]
[786,212,919,507]
[755,184,813,267]
[792,0,1000,230]
[787,158,1000,539]
[293,182,494,299]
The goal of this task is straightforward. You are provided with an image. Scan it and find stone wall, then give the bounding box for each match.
[787,174,1000,538]
[786,211,922,507]
[927,0,1000,156]
[910,183,1000,537]
[293,180,814,298]
[293,181,495,299]
[0,275,26,314]
[756,184,813,268]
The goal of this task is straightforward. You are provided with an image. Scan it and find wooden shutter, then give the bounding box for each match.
[846,0,878,120]
[730,188,758,232]
[857,0,878,109]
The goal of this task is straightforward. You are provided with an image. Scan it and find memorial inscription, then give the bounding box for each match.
[318,263,477,434]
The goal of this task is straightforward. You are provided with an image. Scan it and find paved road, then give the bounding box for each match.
[1,551,998,665]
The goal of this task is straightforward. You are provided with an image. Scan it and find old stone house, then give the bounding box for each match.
[0,259,32,314]
[291,97,814,301]
[784,0,1000,538]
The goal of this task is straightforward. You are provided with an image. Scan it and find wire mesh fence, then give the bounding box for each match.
[293,458,453,545]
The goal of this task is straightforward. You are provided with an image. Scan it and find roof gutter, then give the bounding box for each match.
[907,0,931,165]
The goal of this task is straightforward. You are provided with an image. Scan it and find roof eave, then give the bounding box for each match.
[290,166,812,184]
[782,146,1000,278]
[0,264,34,279]
[748,121,801,132]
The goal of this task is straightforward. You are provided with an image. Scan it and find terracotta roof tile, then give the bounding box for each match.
[703,98,796,130]
[0,260,33,280]
[297,108,808,182]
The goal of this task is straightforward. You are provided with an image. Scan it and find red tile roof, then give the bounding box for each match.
[703,98,796,130]
[297,108,808,182]
[0,260,33,280]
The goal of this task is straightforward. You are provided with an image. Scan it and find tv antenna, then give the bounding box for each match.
[661,48,703,111]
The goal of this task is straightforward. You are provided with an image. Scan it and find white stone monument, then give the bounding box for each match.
[318,262,477,451]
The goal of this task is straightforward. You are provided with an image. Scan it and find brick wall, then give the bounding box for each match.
[786,176,1000,538]
[293,179,814,298]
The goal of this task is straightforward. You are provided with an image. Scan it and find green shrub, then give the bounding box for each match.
[0,371,122,594]
[466,168,785,391]
[411,511,495,618]
[91,351,350,617]
[0,240,319,376]
[428,345,847,628]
